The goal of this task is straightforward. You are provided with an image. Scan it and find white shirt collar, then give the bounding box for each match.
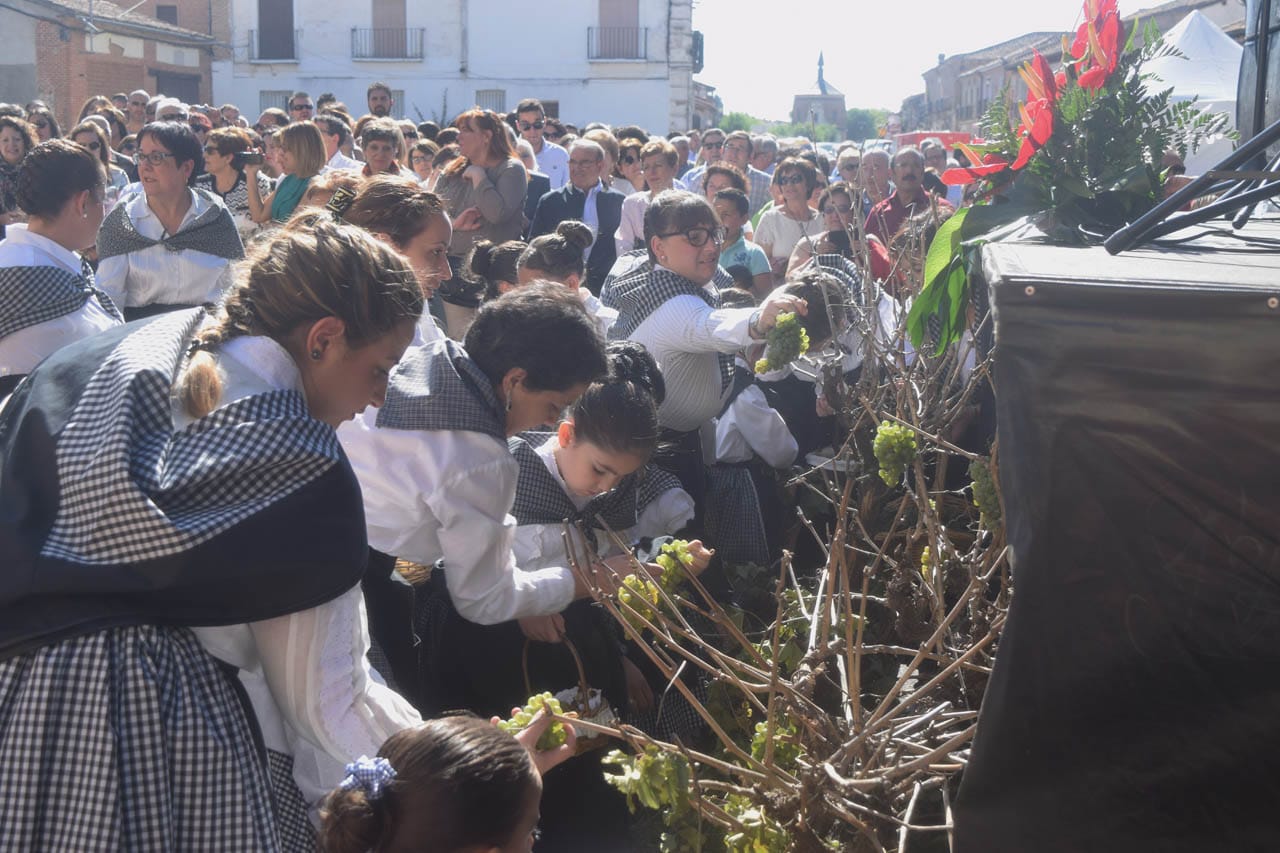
[0,224,84,276]
[219,335,304,394]
[129,187,207,230]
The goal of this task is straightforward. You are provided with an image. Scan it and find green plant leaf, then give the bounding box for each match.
[922,206,968,288]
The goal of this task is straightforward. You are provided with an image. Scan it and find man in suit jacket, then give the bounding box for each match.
[528,138,625,295]
[517,138,552,238]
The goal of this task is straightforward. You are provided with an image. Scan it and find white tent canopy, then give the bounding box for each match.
[1142,10,1242,174]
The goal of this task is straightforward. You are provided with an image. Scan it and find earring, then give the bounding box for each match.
[310,349,321,360]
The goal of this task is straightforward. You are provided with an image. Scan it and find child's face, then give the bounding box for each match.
[556,422,647,498]
[712,199,745,234]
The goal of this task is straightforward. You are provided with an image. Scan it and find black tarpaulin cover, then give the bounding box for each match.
[954,229,1280,852]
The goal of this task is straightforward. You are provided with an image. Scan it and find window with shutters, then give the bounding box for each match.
[475,89,506,113]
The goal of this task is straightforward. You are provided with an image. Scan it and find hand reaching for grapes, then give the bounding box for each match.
[518,613,566,643]
[493,706,578,777]
[754,290,808,337]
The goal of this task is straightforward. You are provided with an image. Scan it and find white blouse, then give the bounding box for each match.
[0,225,121,377]
[614,190,651,256]
[96,188,237,310]
[338,384,577,626]
[512,435,695,572]
[186,336,421,816]
[714,359,799,469]
[625,276,756,433]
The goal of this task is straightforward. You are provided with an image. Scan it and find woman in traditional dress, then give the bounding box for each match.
[0,217,423,851]
[0,139,122,395]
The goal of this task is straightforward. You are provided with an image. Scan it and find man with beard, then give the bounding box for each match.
[367,81,394,118]
[864,147,949,243]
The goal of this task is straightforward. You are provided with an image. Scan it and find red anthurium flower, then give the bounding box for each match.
[1072,0,1122,91]
[1011,98,1054,170]
[941,149,1011,186]
[1071,0,1118,59]
[1019,50,1059,104]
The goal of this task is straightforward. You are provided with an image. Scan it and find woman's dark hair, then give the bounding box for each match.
[78,95,110,121]
[571,340,665,456]
[517,220,591,282]
[410,138,440,163]
[318,715,539,853]
[722,267,757,299]
[818,181,854,214]
[447,109,516,175]
[780,269,853,346]
[360,117,404,156]
[342,174,447,249]
[136,121,203,185]
[95,106,127,141]
[615,137,643,181]
[642,190,717,263]
[417,120,440,141]
[431,143,460,169]
[27,108,60,140]
[15,139,106,218]
[68,121,112,167]
[0,116,37,158]
[775,156,820,195]
[464,282,608,393]
[206,126,253,158]
[467,239,527,301]
[435,127,459,145]
[700,163,747,195]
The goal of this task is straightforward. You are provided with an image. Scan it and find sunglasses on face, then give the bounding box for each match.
[544,130,562,139]
[403,131,418,139]
[81,141,101,151]
[203,145,219,154]
[290,103,313,111]
[777,174,805,186]
[659,226,726,248]
[518,120,545,131]
[620,154,637,165]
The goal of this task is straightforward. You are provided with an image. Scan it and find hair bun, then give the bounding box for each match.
[555,220,594,251]
[468,240,497,278]
[605,340,665,406]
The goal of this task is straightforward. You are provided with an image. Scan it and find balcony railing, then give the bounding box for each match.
[249,29,300,62]
[588,26,647,60]
[351,28,425,60]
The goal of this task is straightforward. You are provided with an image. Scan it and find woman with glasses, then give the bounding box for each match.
[0,139,122,394]
[96,122,243,320]
[246,120,325,225]
[611,137,644,196]
[69,121,129,194]
[409,138,440,183]
[196,126,273,242]
[754,157,824,282]
[601,190,805,519]
[0,117,36,235]
[614,138,679,254]
[27,108,59,142]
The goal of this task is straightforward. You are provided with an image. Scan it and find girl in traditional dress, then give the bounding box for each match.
[0,139,122,396]
[0,218,423,851]
[517,220,618,337]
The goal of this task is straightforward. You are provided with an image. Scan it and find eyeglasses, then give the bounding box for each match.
[403,131,419,139]
[79,140,101,151]
[411,155,430,164]
[658,226,725,248]
[544,130,562,140]
[777,174,805,186]
[702,140,724,150]
[134,150,176,166]
[822,203,853,214]
[203,145,219,154]
[158,113,188,122]
[620,154,637,165]
[120,143,137,153]
[518,120,545,131]
[290,103,314,111]
[189,123,208,132]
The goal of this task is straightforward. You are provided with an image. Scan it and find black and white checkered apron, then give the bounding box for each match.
[0,625,280,851]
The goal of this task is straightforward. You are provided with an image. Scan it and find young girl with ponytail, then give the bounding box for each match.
[517,220,618,337]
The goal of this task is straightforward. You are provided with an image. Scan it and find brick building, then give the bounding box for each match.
[1,0,216,130]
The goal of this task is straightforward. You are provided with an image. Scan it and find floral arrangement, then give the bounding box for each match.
[906,0,1234,350]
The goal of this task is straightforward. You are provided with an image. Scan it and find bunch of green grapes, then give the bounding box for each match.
[873,420,917,486]
[497,692,568,750]
[969,457,1001,528]
[754,312,810,374]
[920,545,933,577]
[618,573,661,632]
[750,718,803,770]
[655,539,695,591]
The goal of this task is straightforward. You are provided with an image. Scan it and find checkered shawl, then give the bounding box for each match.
[0,308,369,657]
[602,259,736,392]
[508,431,682,532]
[97,187,245,262]
[0,262,122,340]
[376,338,505,440]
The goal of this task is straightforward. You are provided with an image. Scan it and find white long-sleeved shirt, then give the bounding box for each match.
[715,361,799,469]
[186,335,420,816]
[0,225,121,376]
[512,435,695,572]
[624,280,756,432]
[338,395,577,625]
[96,188,236,309]
[615,190,651,256]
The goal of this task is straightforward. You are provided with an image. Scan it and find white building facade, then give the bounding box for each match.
[213,0,698,133]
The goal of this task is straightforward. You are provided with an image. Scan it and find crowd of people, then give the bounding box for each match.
[0,81,969,853]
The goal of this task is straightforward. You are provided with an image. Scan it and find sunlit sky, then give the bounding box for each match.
[691,0,1144,119]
